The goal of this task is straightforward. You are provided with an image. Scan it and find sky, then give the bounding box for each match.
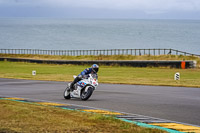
[0,0,200,19]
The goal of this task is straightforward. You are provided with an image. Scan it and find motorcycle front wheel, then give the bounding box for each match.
[63,87,71,99]
[81,86,94,101]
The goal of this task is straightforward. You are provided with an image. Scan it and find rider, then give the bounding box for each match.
[70,64,99,90]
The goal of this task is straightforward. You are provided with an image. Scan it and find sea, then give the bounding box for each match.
[0,18,199,55]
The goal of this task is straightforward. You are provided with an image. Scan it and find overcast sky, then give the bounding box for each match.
[0,0,200,19]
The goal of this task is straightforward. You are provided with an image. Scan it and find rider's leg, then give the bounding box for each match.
[70,76,82,90]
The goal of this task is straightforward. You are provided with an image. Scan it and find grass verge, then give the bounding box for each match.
[0,99,166,133]
[0,61,200,87]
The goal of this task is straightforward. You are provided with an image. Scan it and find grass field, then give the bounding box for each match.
[0,61,200,87]
[0,99,166,133]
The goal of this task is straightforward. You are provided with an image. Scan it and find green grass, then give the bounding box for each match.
[0,99,166,133]
[0,61,200,87]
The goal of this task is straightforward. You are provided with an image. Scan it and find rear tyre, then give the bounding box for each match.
[81,86,94,101]
[63,87,71,99]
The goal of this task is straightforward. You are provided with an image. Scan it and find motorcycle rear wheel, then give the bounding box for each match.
[81,86,94,101]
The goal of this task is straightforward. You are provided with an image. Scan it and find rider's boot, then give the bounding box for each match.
[70,82,75,91]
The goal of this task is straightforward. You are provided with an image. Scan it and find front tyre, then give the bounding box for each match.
[81,86,94,101]
[63,87,71,99]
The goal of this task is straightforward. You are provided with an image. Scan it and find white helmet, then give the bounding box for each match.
[91,64,99,73]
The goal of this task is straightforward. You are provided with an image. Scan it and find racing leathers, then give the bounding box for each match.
[70,68,97,90]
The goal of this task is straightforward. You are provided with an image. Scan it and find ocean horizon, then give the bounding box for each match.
[0,18,199,55]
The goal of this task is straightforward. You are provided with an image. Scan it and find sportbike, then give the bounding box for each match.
[63,74,98,101]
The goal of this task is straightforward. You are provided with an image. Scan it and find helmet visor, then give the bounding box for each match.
[93,68,99,73]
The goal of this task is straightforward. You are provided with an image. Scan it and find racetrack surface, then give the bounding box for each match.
[0,78,200,126]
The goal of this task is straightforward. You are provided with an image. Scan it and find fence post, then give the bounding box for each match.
[168,49,172,55]
[135,49,136,56]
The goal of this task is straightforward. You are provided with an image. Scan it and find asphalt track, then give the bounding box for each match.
[0,78,200,126]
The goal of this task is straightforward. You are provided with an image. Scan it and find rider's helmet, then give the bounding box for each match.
[91,64,99,73]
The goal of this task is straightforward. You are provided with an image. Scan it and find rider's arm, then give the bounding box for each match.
[80,68,91,76]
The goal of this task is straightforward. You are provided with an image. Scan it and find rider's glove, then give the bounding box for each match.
[78,75,83,79]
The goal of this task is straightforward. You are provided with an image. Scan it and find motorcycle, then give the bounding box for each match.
[63,74,98,101]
